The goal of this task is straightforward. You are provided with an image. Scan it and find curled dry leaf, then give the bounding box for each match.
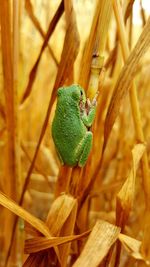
[73,220,120,267]
[119,233,149,263]
[117,143,145,217]
[46,194,77,235]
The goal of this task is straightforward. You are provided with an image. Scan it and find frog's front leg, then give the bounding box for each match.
[82,98,97,128]
[76,132,93,167]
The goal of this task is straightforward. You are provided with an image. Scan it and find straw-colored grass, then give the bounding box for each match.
[0,0,150,266]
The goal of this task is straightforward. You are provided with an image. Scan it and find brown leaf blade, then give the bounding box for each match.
[73,220,120,267]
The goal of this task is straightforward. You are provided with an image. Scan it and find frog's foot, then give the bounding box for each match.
[86,98,92,109]
[78,132,93,167]
[87,92,98,109]
[91,96,97,106]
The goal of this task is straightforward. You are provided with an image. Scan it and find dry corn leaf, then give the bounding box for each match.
[25,230,90,254]
[117,143,145,214]
[0,191,51,237]
[104,16,150,148]
[46,194,77,235]
[24,194,77,266]
[119,233,149,263]
[73,220,120,267]
[21,1,64,104]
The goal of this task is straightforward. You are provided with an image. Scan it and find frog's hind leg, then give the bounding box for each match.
[78,132,93,167]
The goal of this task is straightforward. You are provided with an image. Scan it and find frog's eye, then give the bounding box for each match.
[80,90,83,96]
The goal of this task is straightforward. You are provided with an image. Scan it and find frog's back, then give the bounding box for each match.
[52,89,86,166]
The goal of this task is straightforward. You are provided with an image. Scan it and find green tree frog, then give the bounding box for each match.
[52,84,97,167]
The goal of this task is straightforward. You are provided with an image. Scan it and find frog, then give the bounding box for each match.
[52,84,97,167]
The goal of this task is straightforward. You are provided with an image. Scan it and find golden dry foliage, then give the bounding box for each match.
[1,0,150,267]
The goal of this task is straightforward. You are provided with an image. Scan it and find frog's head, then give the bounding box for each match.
[57,85,86,106]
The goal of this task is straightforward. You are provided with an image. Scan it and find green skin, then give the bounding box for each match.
[52,84,96,167]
